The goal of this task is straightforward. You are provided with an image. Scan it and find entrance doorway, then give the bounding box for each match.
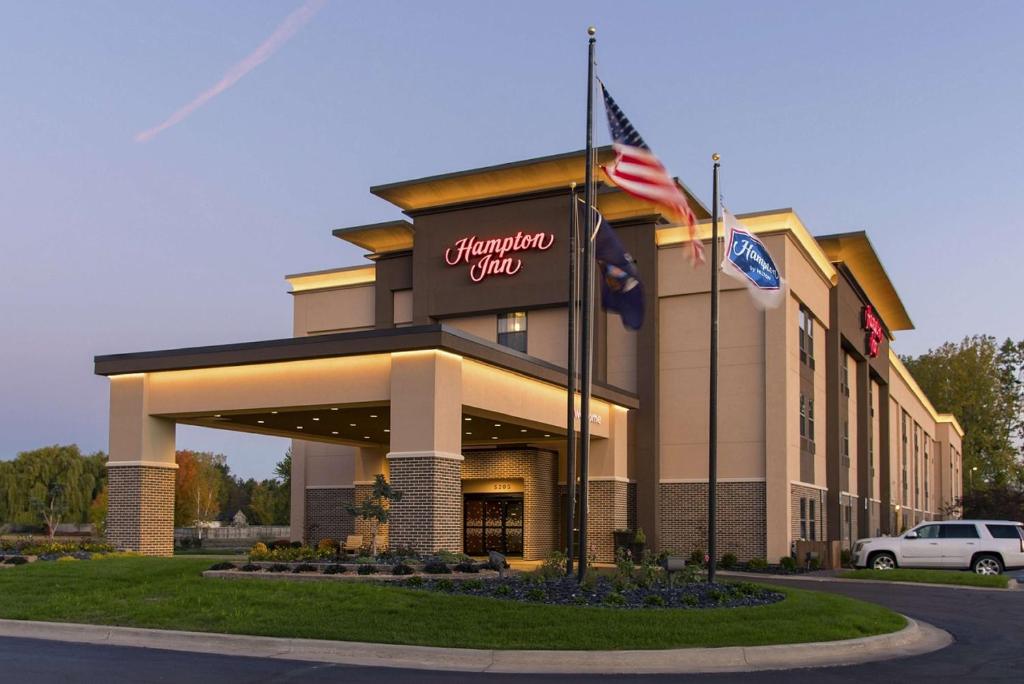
[463,494,524,556]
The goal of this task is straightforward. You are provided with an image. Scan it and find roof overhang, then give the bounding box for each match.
[284,264,375,293]
[332,220,414,254]
[816,232,913,332]
[369,147,709,219]
[94,324,639,409]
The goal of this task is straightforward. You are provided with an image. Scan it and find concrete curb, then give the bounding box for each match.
[0,616,951,674]
[719,570,1019,592]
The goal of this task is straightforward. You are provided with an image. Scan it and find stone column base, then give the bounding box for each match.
[386,451,463,554]
[107,463,176,556]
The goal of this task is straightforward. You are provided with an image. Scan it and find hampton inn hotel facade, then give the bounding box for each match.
[96,148,963,562]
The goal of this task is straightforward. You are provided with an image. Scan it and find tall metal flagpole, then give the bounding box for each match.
[708,153,721,584]
[565,182,578,576]
[577,25,596,581]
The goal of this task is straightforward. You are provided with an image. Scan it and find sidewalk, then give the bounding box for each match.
[0,616,950,674]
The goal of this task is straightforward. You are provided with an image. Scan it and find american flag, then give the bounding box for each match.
[600,83,705,265]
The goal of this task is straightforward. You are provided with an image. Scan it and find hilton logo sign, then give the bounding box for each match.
[444,231,555,282]
[862,305,884,358]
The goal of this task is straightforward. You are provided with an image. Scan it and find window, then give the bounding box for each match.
[807,398,815,441]
[842,420,850,466]
[497,311,527,353]
[800,394,815,453]
[840,363,850,396]
[987,524,1024,540]
[800,498,807,539]
[809,499,817,540]
[798,306,815,368]
[799,394,807,438]
[940,524,980,539]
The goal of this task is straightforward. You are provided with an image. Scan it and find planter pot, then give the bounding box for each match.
[613,531,633,555]
[629,542,646,560]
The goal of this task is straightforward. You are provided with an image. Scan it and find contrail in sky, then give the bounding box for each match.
[135,0,326,143]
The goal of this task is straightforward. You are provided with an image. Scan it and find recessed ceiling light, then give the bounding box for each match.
[465,432,472,435]
[363,436,370,440]
[350,423,357,427]
[491,436,499,440]
[271,411,278,414]
[494,423,501,427]
[520,429,527,433]
[214,414,221,418]
[544,434,551,437]
[330,407,339,411]
[257,420,265,424]
[312,417,320,421]
[464,417,472,421]
[331,431,338,435]
[383,428,390,433]
[297,426,303,430]
[370,414,378,418]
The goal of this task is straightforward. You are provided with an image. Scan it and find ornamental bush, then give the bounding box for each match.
[423,561,451,574]
[779,556,797,572]
[453,561,479,573]
[293,563,318,573]
[316,538,339,554]
[250,542,270,560]
[746,557,768,570]
[3,556,28,565]
[208,562,236,571]
[689,549,706,567]
[719,552,738,569]
[357,564,379,575]
[268,563,290,573]
[323,564,347,575]
[391,563,414,575]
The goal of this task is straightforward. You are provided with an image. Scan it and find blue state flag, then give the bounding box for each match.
[588,203,645,330]
[721,209,785,309]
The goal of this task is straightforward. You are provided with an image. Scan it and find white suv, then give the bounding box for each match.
[852,520,1024,575]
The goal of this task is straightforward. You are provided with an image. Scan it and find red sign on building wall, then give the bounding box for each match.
[444,231,555,282]
[862,305,884,358]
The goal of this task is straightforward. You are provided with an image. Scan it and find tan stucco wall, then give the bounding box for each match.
[108,374,176,465]
[445,314,496,342]
[606,317,638,393]
[525,307,568,368]
[393,289,413,326]
[293,284,375,337]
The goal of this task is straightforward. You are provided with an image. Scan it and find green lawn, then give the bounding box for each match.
[839,568,1009,589]
[0,558,905,650]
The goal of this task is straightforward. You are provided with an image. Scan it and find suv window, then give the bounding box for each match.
[914,525,941,539]
[940,524,980,539]
[986,524,1024,540]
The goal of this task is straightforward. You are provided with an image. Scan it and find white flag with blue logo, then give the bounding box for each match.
[720,209,785,309]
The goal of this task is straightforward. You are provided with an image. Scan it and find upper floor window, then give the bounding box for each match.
[842,420,850,464]
[798,306,815,368]
[840,363,850,396]
[497,311,527,353]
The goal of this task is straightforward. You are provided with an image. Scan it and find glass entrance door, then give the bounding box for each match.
[463,495,523,556]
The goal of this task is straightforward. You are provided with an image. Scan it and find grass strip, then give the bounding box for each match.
[838,568,1008,589]
[0,558,905,650]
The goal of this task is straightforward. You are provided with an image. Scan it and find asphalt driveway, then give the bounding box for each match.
[1,576,1021,683]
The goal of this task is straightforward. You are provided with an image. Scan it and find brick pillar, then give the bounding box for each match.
[386,452,463,553]
[106,464,176,556]
[387,351,463,555]
[589,479,629,563]
[106,374,177,556]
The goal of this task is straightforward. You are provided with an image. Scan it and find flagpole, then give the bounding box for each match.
[565,182,579,576]
[577,24,596,581]
[708,153,721,584]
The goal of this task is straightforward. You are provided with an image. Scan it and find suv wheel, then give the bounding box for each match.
[972,554,1003,576]
[870,552,897,570]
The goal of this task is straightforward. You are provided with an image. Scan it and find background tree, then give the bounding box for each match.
[0,445,104,529]
[31,482,68,539]
[174,450,224,527]
[903,336,1024,488]
[89,485,108,537]
[346,474,401,555]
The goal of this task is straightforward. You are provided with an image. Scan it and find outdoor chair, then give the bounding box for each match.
[342,534,363,556]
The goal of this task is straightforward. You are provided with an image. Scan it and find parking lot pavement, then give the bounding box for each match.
[0,577,1021,683]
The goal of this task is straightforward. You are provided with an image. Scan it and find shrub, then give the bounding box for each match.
[3,556,27,566]
[240,563,260,572]
[494,583,510,596]
[270,540,290,550]
[719,552,737,569]
[634,528,646,545]
[539,550,566,579]
[290,541,303,549]
[808,557,821,571]
[454,561,479,573]
[250,542,270,560]
[293,563,318,573]
[779,556,797,572]
[435,578,455,592]
[390,545,420,562]
[526,588,545,601]
[56,556,79,562]
[323,564,347,575]
[391,563,414,576]
[708,589,726,603]
[357,564,379,575]
[432,549,468,564]
[682,595,698,607]
[603,591,626,607]
[614,547,635,586]
[317,538,339,554]
[840,549,853,568]
[746,557,768,570]
[405,575,424,587]
[208,562,236,571]
[689,549,706,567]
[644,593,666,607]
[268,563,290,573]
[423,561,451,574]
[461,579,483,591]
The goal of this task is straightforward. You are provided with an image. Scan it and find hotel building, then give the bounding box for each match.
[96,148,963,562]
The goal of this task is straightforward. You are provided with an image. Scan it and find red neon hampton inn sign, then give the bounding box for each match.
[862,305,884,358]
[444,231,555,282]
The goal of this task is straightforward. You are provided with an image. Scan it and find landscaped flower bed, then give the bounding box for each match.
[207,557,500,579]
[401,574,784,609]
[0,538,118,565]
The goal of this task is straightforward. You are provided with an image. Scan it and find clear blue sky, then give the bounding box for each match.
[2,1,1021,480]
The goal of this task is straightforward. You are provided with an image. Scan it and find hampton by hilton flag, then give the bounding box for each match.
[720,208,784,309]
[599,83,705,265]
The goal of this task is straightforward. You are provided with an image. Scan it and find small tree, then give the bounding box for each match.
[89,485,108,537]
[31,482,68,540]
[346,474,402,556]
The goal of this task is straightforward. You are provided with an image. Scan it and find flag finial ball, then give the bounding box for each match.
[712,153,720,162]
[587,26,596,36]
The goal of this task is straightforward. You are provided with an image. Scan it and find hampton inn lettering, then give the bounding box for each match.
[444,231,555,282]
